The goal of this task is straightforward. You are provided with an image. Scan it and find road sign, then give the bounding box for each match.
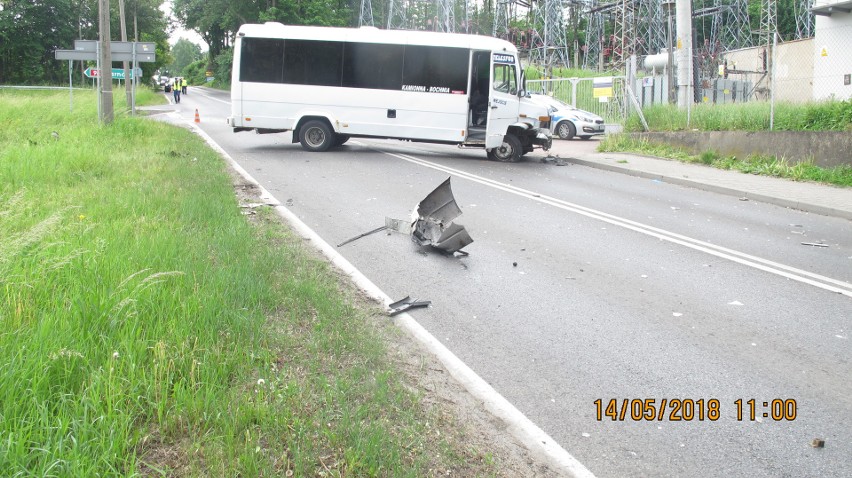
[73,40,155,54]
[56,41,156,63]
[55,50,97,61]
[84,68,143,79]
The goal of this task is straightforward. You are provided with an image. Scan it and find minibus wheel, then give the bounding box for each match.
[488,134,522,162]
[300,120,334,152]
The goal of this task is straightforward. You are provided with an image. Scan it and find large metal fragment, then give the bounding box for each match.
[411,178,473,253]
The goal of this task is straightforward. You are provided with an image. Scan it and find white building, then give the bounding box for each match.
[811,0,852,100]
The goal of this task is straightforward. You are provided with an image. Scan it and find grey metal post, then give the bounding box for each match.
[676,0,693,108]
[571,78,578,108]
[96,41,101,121]
[68,60,73,112]
[131,44,136,115]
[770,31,777,130]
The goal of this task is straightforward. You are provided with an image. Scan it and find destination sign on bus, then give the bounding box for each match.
[493,53,515,64]
[402,85,459,94]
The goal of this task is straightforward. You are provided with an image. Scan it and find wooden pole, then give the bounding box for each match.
[99,0,114,124]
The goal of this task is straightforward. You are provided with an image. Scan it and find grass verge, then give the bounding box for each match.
[599,134,852,187]
[0,89,507,476]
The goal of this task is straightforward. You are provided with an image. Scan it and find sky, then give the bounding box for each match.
[160,0,208,51]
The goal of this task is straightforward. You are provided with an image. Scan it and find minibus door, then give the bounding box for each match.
[485,53,520,149]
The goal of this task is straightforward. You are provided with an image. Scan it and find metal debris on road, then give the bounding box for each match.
[387,296,431,316]
[540,156,568,166]
[342,178,473,254]
[336,225,388,247]
[801,242,829,248]
[410,177,473,254]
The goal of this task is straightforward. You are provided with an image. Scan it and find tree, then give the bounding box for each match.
[168,37,202,76]
[173,0,354,66]
[0,0,78,84]
[0,0,169,85]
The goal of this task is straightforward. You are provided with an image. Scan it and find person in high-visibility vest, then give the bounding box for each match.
[171,78,181,103]
[181,77,188,95]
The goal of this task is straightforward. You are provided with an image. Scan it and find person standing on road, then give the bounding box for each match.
[172,78,181,103]
[181,77,188,95]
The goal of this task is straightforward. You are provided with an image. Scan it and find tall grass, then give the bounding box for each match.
[0,90,496,475]
[624,99,852,132]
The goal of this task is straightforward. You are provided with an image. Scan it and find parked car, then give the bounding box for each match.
[528,93,605,140]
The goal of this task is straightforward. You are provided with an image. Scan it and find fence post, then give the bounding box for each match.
[770,31,777,131]
[625,83,650,132]
[571,78,578,107]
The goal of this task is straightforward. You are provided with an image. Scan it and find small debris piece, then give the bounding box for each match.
[513,262,518,267]
[739,197,749,201]
[241,202,277,209]
[336,225,388,247]
[672,312,683,317]
[387,296,431,316]
[811,439,825,448]
[728,301,744,306]
[385,217,411,234]
[801,242,829,248]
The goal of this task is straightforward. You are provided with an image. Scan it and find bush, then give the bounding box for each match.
[182,59,208,86]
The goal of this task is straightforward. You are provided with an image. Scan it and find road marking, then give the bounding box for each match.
[188,88,231,105]
[373,147,852,298]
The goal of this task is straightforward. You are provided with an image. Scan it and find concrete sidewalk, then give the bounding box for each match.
[546,142,852,221]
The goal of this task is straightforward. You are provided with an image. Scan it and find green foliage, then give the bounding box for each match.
[0,0,77,83]
[212,48,233,88]
[168,38,203,78]
[182,59,208,86]
[174,0,352,66]
[0,90,498,476]
[0,0,168,85]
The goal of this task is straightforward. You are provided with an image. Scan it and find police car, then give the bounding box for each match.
[529,94,605,140]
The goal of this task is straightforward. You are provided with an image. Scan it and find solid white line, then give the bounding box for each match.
[370,146,852,298]
[188,124,597,478]
[186,87,231,105]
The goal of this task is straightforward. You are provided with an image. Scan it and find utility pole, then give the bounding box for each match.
[119,0,132,112]
[99,0,114,124]
[675,0,693,108]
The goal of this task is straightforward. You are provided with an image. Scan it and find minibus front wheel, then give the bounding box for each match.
[487,134,522,163]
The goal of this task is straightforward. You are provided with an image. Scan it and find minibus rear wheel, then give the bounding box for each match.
[300,120,334,152]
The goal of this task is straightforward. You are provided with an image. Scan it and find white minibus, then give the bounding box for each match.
[227,23,552,162]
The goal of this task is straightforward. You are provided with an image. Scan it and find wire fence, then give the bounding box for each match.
[588,17,852,131]
[526,76,629,124]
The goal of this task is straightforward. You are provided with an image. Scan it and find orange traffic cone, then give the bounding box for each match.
[194,109,200,123]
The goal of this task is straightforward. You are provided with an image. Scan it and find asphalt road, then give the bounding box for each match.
[161,87,852,478]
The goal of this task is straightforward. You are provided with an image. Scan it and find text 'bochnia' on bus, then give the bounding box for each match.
[227,23,553,162]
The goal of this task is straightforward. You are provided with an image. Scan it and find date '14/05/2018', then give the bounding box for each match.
[593,398,798,422]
